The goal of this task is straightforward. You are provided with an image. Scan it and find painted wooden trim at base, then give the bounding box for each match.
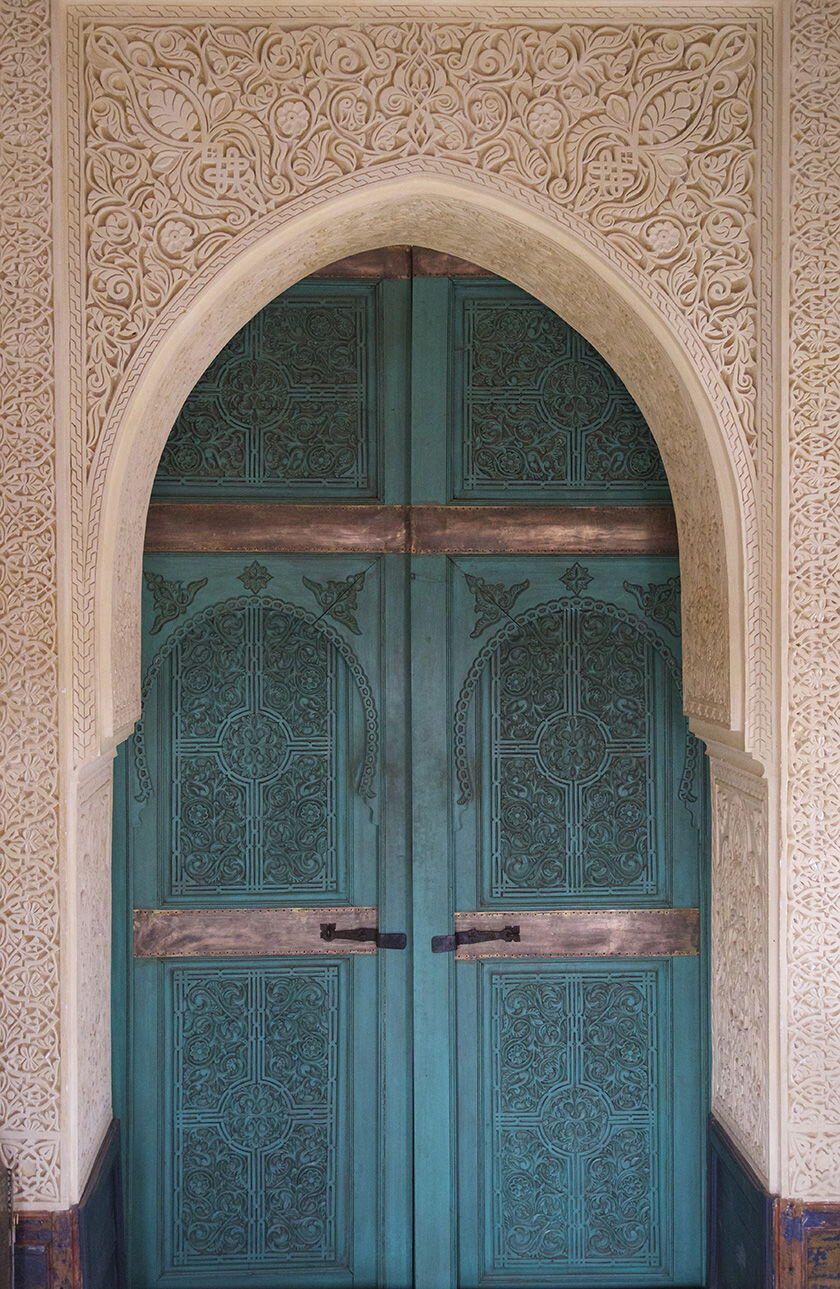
[709,1115,774,1289]
[14,1122,124,1289]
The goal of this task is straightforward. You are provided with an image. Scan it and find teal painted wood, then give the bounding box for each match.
[116,266,708,1289]
[443,554,706,1286]
[152,279,410,502]
[411,277,669,505]
[120,552,410,1288]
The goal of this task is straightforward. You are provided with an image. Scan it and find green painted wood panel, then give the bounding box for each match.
[116,267,708,1289]
[152,279,410,502]
[117,553,412,1288]
[411,278,670,505]
[430,554,706,1288]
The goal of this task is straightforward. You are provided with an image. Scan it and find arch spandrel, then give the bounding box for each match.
[97,181,744,750]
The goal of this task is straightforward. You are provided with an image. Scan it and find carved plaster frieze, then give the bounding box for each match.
[67,5,772,757]
[0,0,61,1205]
[710,759,769,1180]
[786,0,840,1202]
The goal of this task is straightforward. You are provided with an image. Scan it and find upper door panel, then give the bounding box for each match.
[411,278,669,505]
[152,279,410,502]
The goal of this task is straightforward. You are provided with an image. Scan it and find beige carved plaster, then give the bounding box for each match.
[0,0,62,1206]
[6,0,816,1210]
[710,756,769,1176]
[785,0,840,1202]
[66,7,775,757]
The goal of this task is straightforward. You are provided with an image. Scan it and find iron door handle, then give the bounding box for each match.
[320,922,407,950]
[431,925,520,953]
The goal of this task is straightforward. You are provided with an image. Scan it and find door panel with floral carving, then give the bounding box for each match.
[410,553,705,1289]
[117,553,411,1288]
[115,259,706,1289]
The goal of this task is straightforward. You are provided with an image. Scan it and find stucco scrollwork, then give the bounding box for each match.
[0,0,61,1206]
[67,7,772,759]
[710,759,768,1180]
[77,14,761,460]
[786,0,840,1202]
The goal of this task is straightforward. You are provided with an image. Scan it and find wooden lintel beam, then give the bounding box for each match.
[145,503,678,555]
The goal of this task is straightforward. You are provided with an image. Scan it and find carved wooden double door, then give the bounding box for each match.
[114,256,707,1289]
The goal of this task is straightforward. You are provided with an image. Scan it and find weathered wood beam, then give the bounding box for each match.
[452,908,700,960]
[145,503,677,555]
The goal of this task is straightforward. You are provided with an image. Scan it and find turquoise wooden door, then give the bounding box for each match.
[114,257,707,1289]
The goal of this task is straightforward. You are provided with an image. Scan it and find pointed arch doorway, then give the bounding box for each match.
[113,247,708,1289]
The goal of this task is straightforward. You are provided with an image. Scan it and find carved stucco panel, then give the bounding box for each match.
[710,759,769,1180]
[0,0,62,1206]
[786,0,840,1201]
[75,770,114,1190]
[67,6,772,757]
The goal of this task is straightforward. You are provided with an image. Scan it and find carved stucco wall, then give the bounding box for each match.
[0,0,62,1205]
[1,0,837,1211]
[710,757,769,1174]
[69,8,773,751]
[786,0,840,1200]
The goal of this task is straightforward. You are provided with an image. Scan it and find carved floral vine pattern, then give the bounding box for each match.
[0,0,61,1205]
[152,600,346,896]
[623,575,680,635]
[155,288,378,496]
[303,570,368,635]
[144,569,208,633]
[489,604,659,899]
[78,17,760,467]
[489,970,658,1269]
[464,572,529,637]
[172,964,340,1266]
[786,0,840,1200]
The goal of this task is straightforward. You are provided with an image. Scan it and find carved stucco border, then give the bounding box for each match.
[786,0,840,1201]
[0,0,62,1205]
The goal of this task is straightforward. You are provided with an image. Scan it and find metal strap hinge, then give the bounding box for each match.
[431,925,520,954]
[320,922,407,950]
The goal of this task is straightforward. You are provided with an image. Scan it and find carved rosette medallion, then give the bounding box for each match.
[219,1079,293,1153]
[220,710,292,782]
[536,713,609,784]
[539,1082,612,1157]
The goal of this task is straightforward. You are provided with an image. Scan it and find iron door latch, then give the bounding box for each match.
[320,922,407,950]
[431,925,520,953]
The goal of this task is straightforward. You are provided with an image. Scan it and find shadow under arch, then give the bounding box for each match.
[97,175,746,751]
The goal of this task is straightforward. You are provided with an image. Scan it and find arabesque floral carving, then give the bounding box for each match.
[77,16,760,462]
[0,0,61,1206]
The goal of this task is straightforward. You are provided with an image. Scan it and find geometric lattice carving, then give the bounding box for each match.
[488,967,661,1271]
[453,287,668,501]
[170,963,343,1268]
[155,285,379,498]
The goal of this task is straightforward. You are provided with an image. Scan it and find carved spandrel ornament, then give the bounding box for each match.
[76,15,760,464]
